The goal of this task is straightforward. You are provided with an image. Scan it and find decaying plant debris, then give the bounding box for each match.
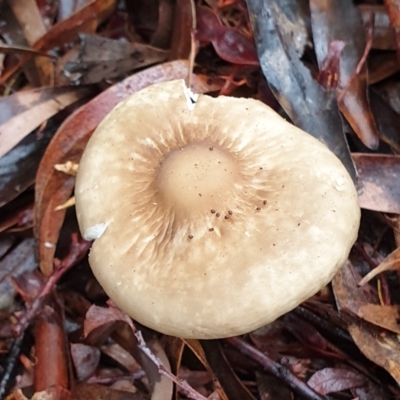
[1,0,400,399]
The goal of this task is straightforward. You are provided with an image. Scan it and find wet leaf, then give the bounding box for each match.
[307,368,366,395]
[310,0,379,149]
[353,153,400,214]
[246,0,356,180]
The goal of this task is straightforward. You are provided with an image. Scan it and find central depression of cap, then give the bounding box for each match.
[157,143,240,216]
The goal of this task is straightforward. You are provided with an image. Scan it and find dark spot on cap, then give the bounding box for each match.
[211,209,216,213]
[224,215,229,219]
[256,207,261,211]
[188,235,193,239]
[216,213,220,217]
[209,147,213,151]
[228,210,233,215]
[209,228,214,232]
[263,200,267,205]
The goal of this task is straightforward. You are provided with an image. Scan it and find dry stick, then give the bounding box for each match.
[225,336,331,400]
[337,13,374,104]
[12,234,91,337]
[0,332,25,400]
[108,303,209,400]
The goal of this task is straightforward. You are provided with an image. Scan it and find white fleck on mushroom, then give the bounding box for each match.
[75,80,360,339]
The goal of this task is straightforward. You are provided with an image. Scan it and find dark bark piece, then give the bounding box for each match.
[310,0,379,150]
[245,0,356,181]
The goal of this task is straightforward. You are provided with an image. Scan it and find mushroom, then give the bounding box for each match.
[75,79,360,339]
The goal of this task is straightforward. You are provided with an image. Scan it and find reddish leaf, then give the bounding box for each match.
[307,368,366,395]
[34,303,69,392]
[196,6,258,66]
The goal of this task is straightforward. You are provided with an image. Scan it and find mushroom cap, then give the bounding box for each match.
[75,80,360,339]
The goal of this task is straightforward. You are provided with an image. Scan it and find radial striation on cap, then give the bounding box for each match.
[75,79,360,339]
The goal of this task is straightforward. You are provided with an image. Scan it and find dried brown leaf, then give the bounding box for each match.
[0,86,92,158]
[349,323,400,386]
[57,34,168,85]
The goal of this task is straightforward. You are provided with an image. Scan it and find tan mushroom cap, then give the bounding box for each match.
[75,79,360,339]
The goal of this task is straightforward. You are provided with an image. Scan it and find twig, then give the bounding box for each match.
[225,336,331,400]
[0,332,25,400]
[12,234,91,337]
[107,302,209,400]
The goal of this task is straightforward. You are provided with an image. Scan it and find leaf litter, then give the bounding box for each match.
[1,1,400,400]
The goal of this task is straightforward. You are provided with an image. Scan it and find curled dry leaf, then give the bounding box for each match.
[310,0,379,150]
[307,367,366,395]
[35,60,223,276]
[0,86,92,158]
